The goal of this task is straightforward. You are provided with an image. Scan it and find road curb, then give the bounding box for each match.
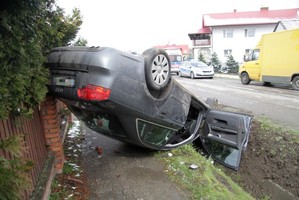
[262,180,299,200]
[214,73,239,79]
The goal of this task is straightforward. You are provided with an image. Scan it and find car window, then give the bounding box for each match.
[185,63,191,68]
[202,139,240,169]
[248,49,260,61]
[68,106,126,137]
[252,49,260,60]
[190,62,207,68]
[137,119,175,147]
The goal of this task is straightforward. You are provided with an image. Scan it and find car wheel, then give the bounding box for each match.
[190,72,194,79]
[142,48,171,91]
[241,72,251,85]
[263,82,271,86]
[292,76,299,91]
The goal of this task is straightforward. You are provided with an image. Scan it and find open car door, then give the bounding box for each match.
[199,109,252,170]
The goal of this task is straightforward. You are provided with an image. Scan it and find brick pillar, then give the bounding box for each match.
[40,94,65,173]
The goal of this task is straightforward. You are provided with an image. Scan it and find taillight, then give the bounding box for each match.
[77,84,111,101]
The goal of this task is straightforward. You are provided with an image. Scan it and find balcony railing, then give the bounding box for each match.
[193,39,211,46]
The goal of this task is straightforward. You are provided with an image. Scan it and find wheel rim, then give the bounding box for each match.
[151,54,169,86]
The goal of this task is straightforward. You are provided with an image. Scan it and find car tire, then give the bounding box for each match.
[241,72,251,85]
[142,48,171,91]
[292,76,299,91]
[190,72,194,79]
[263,82,272,86]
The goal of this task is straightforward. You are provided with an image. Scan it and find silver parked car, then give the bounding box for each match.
[179,59,214,79]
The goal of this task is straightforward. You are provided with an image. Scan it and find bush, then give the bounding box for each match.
[0,135,34,200]
[198,52,207,63]
[0,0,83,119]
[210,52,221,72]
[225,55,239,74]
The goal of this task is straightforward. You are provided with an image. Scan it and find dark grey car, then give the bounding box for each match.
[46,46,252,170]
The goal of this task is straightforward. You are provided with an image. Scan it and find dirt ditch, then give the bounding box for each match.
[52,117,298,199]
[222,120,299,199]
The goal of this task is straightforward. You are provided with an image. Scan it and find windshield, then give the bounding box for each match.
[190,62,207,68]
[166,49,183,66]
[168,54,182,66]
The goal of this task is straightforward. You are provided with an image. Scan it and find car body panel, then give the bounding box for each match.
[46,46,252,170]
[165,49,183,75]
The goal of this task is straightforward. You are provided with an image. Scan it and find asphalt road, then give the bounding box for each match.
[174,75,299,129]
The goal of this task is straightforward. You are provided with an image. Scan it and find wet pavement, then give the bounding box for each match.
[81,124,189,200]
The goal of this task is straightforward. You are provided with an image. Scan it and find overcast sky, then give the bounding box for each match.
[56,0,299,52]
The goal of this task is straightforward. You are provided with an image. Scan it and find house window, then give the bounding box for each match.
[245,29,255,37]
[224,49,232,57]
[223,29,233,38]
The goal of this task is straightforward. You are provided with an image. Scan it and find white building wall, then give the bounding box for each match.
[211,24,275,64]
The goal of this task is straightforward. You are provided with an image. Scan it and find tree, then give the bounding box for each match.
[0,0,83,119]
[198,52,207,63]
[73,37,88,46]
[225,55,239,74]
[210,52,221,72]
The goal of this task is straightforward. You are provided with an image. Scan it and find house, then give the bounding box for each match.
[188,7,299,64]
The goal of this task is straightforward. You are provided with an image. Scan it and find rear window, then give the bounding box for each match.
[68,106,126,137]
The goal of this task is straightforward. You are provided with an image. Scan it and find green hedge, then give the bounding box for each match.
[0,0,82,119]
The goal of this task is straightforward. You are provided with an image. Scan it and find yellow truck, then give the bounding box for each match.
[239,28,299,90]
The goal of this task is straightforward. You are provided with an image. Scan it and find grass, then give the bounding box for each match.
[62,161,80,175]
[155,115,298,199]
[255,116,299,165]
[49,179,70,200]
[49,161,81,200]
[155,144,254,200]
[49,120,84,200]
[256,116,299,138]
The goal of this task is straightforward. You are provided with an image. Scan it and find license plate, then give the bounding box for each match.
[52,76,75,87]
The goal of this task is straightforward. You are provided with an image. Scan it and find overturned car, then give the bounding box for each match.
[46,46,252,170]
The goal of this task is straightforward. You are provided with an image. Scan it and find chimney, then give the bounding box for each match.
[260,6,269,11]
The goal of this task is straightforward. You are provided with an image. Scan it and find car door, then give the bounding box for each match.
[179,62,186,76]
[244,49,261,81]
[198,109,252,170]
[184,62,192,76]
[180,62,190,76]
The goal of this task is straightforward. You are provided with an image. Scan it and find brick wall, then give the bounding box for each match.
[40,95,65,173]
